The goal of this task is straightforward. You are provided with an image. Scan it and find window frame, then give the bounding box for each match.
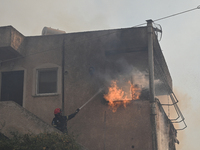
[36,67,58,96]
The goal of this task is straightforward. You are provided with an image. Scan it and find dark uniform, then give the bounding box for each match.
[52,109,79,133]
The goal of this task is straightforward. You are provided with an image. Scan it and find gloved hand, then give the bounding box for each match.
[76,108,80,113]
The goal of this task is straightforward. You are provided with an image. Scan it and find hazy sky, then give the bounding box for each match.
[0,0,200,149]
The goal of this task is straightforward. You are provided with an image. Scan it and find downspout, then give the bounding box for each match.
[62,38,65,115]
[147,19,158,150]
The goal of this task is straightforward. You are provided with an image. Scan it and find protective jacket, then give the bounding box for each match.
[52,111,78,133]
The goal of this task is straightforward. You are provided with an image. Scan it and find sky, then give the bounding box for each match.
[0,0,200,149]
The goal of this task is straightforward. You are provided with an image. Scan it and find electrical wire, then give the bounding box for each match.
[154,5,200,22]
[134,5,200,27]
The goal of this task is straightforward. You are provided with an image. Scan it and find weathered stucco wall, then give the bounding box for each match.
[21,35,64,123]
[62,28,153,149]
[63,27,149,112]
[156,101,177,150]
[68,99,153,150]
[0,26,176,149]
[0,26,172,124]
[0,34,64,124]
[0,101,60,138]
[0,26,25,61]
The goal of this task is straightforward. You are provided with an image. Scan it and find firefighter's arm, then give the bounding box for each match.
[67,109,80,120]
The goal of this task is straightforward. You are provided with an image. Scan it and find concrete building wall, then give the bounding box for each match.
[0,35,64,124]
[0,26,177,149]
[63,27,149,113]
[156,101,177,150]
[0,101,60,138]
[22,35,64,123]
[0,26,24,60]
[68,99,153,150]
[0,26,172,124]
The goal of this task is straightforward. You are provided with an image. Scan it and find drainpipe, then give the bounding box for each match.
[62,39,65,115]
[147,19,158,150]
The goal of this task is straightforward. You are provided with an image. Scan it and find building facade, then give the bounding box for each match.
[0,25,181,149]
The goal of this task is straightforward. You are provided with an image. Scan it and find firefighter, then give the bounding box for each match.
[52,108,79,133]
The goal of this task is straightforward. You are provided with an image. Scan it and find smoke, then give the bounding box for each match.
[98,58,164,98]
[109,58,164,89]
[101,58,197,149]
[156,87,197,150]
[157,87,200,150]
[98,58,145,90]
[99,58,199,149]
[171,88,200,150]
[0,0,110,36]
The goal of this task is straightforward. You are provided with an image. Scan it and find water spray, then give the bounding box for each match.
[78,87,104,110]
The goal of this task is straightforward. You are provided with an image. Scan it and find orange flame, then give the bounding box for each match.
[129,81,141,100]
[104,80,141,112]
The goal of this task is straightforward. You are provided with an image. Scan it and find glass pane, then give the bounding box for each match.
[38,69,57,94]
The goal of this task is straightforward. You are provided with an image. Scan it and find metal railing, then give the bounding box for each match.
[153,37,187,130]
[161,92,187,130]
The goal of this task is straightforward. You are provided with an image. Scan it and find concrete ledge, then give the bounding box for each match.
[0,101,61,138]
[0,26,25,61]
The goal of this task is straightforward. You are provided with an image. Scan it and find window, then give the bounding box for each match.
[37,68,58,95]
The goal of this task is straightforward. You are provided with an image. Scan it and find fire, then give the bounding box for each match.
[129,81,141,100]
[104,80,141,112]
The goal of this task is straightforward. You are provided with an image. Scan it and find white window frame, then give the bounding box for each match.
[36,68,58,96]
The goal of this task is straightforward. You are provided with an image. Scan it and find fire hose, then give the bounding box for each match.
[78,87,104,110]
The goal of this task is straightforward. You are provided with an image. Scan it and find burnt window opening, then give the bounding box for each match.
[37,68,58,95]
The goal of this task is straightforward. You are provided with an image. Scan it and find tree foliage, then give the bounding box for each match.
[0,132,81,150]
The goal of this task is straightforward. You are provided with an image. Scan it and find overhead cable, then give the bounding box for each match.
[154,5,200,22]
[134,5,200,27]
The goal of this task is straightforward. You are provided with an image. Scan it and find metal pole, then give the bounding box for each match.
[62,39,65,115]
[147,19,158,150]
[147,19,155,102]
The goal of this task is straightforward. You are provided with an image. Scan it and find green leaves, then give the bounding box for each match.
[0,132,81,150]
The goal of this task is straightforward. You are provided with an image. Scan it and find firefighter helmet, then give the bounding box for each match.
[54,108,61,115]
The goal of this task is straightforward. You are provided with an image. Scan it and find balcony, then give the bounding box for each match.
[0,26,24,61]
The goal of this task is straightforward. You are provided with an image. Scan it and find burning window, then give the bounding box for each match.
[104,80,141,112]
[37,68,58,94]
